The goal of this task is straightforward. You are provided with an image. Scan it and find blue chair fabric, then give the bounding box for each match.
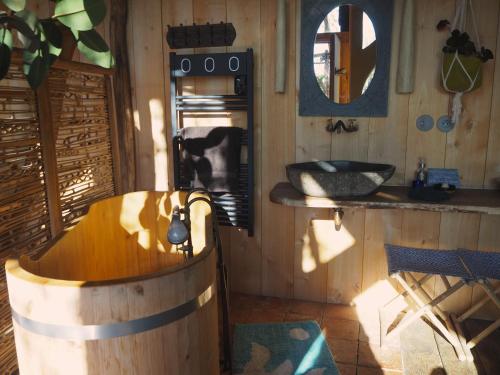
[458,249,500,280]
[384,244,474,281]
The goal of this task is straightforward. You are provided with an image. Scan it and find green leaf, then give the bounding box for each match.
[40,20,62,48]
[0,27,13,48]
[15,9,37,31]
[22,49,35,75]
[0,26,13,79]
[49,40,62,55]
[6,14,37,38]
[77,40,114,68]
[13,10,41,52]
[70,26,79,39]
[27,56,47,88]
[23,42,50,88]
[1,0,26,12]
[38,21,62,65]
[54,0,106,31]
[77,29,108,52]
[47,42,61,64]
[0,44,11,79]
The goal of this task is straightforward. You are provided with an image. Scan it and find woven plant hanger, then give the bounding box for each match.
[442,0,481,125]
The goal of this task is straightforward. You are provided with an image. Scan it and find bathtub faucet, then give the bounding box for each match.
[166,188,232,372]
[167,205,191,256]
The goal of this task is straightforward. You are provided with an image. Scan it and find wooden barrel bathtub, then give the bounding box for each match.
[5,191,219,375]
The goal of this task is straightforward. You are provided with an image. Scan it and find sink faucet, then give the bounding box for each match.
[333,208,344,231]
[326,119,359,134]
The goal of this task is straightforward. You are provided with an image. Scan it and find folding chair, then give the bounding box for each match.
[454,249,500,351]
[379,245,475,361]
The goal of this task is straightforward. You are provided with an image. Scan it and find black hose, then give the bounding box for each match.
[184,192,232,372]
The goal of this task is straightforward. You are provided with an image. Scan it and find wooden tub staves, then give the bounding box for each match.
[5,191,219,375]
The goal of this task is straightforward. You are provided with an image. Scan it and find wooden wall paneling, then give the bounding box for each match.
[293,114,331,302]
[368,0,408,185]
[473,214,500,318]
[109,0,136,193]
[358,210,402,318]
[401,211,441,249]
[103,0,111,42]
[404,1,455,185]
[27,0,50,17]
[167,0,197,123]
[126,0,139,188]
[105,77,123,195]
[327,208,365,305]
[296,118,331,162]
[294,10,332,303]
[190,0,228,128]
[483,8,500,188]
[445,0,500,188]
[227,0,263,295]
[293,208,328,302]
[126,0,500,318]
[190,0,234,287]
[161,0,194,191]
[129,0,167,190]
[193,0,229,127]
[36,81,63,237]
[400,211,441,297]
[330,117,370,162]
[326,68,368,305]
[437,212,480,312]
[261,0,296,298]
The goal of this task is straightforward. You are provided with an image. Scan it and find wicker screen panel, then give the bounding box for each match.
[0,65,52,263]
[0,64,51,374]
[48,69,116,228]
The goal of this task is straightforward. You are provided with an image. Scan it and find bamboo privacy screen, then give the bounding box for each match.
[48,68,119,227]
[0,64,52,374]
[0,60,119,374]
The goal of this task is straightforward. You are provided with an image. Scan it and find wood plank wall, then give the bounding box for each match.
[125,0,500,316]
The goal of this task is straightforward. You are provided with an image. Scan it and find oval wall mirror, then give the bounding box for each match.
[299,0,394,117]
[313,5,376,104]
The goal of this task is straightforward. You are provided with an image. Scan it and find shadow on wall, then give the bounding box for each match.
[292,172,481,371]
[431,368,448,375]
[180,126,243,193]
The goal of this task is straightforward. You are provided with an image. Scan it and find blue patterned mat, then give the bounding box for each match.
[232,320,339,375]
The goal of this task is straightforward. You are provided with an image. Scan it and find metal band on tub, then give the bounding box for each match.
[11,283,215,341]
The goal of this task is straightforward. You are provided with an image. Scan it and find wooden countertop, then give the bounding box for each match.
[270,182,500,215]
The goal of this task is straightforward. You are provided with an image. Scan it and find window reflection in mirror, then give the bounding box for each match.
[314,5,376,104]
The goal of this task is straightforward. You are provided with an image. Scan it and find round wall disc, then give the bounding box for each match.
[416,115,434,132]
[437,115,454,133]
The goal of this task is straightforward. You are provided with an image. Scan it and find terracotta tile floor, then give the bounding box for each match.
[229,293,499,375]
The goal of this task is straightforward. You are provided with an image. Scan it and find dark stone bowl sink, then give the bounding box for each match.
[286,160,396,198]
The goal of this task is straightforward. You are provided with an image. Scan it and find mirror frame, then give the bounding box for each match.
[299,0,394,117]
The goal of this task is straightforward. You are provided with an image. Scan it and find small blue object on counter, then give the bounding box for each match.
[427,168,460,188]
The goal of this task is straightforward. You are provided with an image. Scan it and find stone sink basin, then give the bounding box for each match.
[286,160,395,198]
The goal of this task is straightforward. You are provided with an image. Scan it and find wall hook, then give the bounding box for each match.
[333,208,344,231]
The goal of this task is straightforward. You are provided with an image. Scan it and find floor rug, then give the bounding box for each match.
[232,320,339,375]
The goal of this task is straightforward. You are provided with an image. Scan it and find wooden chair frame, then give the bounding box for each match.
[454,279,500,349]
[379,271,469,361]
[380,271,500,362]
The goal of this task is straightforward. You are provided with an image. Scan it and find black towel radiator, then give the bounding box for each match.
[169,49,254,236]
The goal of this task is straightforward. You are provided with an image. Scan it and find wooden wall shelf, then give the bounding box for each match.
[270,182,500,215]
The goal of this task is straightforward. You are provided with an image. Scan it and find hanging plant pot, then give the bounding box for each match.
[442,52,482,93]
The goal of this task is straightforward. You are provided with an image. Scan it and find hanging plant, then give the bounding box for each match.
[0,0,114,89]
[436,0,494,125]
